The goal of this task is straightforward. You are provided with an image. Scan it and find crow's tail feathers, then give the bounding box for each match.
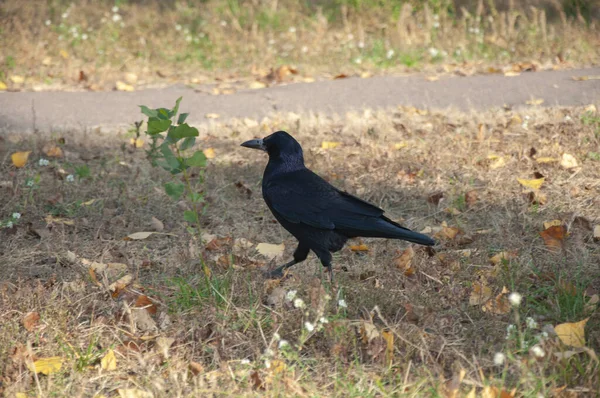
[377,216,436,246]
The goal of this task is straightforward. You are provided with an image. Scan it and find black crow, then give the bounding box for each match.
[242,131,435,280]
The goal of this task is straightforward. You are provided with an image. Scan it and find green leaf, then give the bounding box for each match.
[180,136,196,151]
[177,112,189,124]
[140,105,158,118]
[171,97,183,118]
[147,118,172,135]
[186,150,207,168]
[157,108,171,120]
[189,192,204,203]
[160,143,182,172]
[184,210,199,224]
[169,123,199,140]
[164,182,185,200]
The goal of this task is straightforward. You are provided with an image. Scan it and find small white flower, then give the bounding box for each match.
[112,6,119,13]
[175,24,182,31]
[38,158,49,166]
[541,331,549,339]
[26,180,35,187]
[301,45,308,53]
[185,35,192,43]
[220,20,227,27]
[319,317,329,324]
[264,348,274,357]
[506,324,516,339]
[304,322,315,332]
[357,41,364,49]
[62,12,69,19]
[433,21,440,28]
[240,358,251,365]
[112,14,122,22]
[526,317,538,329]
[268,38,275,45]
[264,359,271,368]
[66,174,75,182]
[278,339,289,349]
[428,47,440,57]
[72,31,79,38]
[6,221,13,229]
[508,292,522,307]
[45,20,51,26]
[285,290,297,301]
[273,332,281,341]
[12,213,21,219]
[493,352,506,365]
[347,33,354,40]
[564,115,572,122]
[531,345,545,358]
[338,299,347,308]
[81,33,88,40]
[354,57,362,65]
[293,298,305,309]
[386,49,395,59]
[288,26,296,33]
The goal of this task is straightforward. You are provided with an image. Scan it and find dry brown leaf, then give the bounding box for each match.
[482,287,511,314]
[504,71,520,77]
[189,361,204,375]
[11,151,31,168]
[543,219,563,229]
[594,225,600,242]
[382,330,394,365]
[555,318,589,347]
[256,242,285,259]
[427,191,444,205]
[155,336,175,359]
[393,247,415,276]
[108,274,133,296]
[43,143,63,158]
[45,215,74,225]
[465,190,478,207]
[540,225,566,251]
[205,236,232,251]
[23,311,40,331]
[517,177,544,190]
[100,349,117,370]
[150,217,164,232]
[124,231,155,240]
[443,368,466,398]
[436,226,462,240]
[27,357,63,375]
[134,295,157,315]
[469,283,492,306]
[249,81,267,89]
[360,320,380,343]
[334,73,349,79]
[489,251,518,265]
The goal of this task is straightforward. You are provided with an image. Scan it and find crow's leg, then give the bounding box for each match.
[266,242,310,279]
[314,250,334,283]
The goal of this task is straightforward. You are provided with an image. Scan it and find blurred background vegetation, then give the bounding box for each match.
[0,0,598,90]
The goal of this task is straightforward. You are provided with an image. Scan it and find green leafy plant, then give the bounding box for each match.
[140,97,207,228]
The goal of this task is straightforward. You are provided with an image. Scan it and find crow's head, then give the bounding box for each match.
[241,131,303,160]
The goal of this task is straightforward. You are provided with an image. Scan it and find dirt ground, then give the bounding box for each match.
[1,103,599,396]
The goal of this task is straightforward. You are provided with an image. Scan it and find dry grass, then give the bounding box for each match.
[1,104,600,396]
[0,0,598,92]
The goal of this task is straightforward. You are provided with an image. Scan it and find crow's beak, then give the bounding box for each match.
[241,138,266,151]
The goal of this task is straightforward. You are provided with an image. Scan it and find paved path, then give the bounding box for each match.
[0,68,598,133]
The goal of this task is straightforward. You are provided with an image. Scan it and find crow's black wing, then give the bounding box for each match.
[263,169,384,231]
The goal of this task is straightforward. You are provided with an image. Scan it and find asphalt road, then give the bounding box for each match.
[0,68,598,133]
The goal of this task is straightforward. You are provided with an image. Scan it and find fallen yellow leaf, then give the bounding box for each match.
[11,151,31,168]
[482,287,511,315]
[526,98,544,105]
[117,389,153,398]
[100,349,117,370]
[10,75,25,84]
[129,138,144,148]
[204,148,216,159]
[256,242,285,259]
[321,141,341,149]
[27,357,63,375]
[489,251,518,265]
[45,215,75,225]
[469,283,492,305]
[382,330,394,365]
[115,81,134,91]
[555,318,589,347]
[536,157,558,163]
[249,81,267,89]
[560,153,578,169]
[349,243,369,252]
[0,81,7,91]
[517,177,545,190]
[394,142,408,150]
[59,49,69,59]
[543,220,563,229]
[205,113,220,119]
